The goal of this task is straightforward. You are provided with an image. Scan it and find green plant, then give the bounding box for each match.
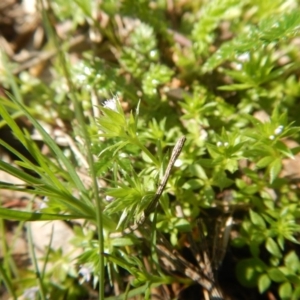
[1,1,300,299]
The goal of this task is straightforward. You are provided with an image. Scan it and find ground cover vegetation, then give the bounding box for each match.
[0,0,300,299]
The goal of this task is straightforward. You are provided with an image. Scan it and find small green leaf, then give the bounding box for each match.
[277,236,285,251]
[284,251,300,272]
[200,186,215,205]
[256,156,274,168]
[182,179,203,190]
[236,258,266,287]
[172,218,192,232]
[212,170,234,189]
[218,83,254,91]
[197,158,216,168]
[258,274,271,293]
[111,237,135,247]
[279,281,292,299]
[269,256,281,267]
[269,158,282,183]
[267,268,286,282]
[249,210,266,228]
[275,141,294,159]
[285,274,300,285]
[266,237,282,258]
[231,237,246,248]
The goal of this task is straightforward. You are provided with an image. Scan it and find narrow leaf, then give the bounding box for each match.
[0,207,86,221]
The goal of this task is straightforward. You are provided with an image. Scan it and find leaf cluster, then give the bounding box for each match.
[1,0,300,299]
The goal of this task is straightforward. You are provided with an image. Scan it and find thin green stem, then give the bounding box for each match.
[58,38,105,300]
[0,216,9,274]
[27,223,47,300]
[0,264,16,299]
[40,2,104,299]
[0,217,16,299]
[62,64,104,300]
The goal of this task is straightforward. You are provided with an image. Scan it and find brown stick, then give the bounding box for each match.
[110,136,186,238]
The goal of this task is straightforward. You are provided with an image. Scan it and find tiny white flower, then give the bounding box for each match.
[274,125,284,135]
[149,50,157,58]
[224,142,229,147]
[75,74,87,83]
[151,79,159,85]
[37,197,48,210]
[174,158,183,167]
[217,141,223,147]
[237,52,250,62]
[269,135,275,140]
[105,195,115,202]
[78,265,93,283]
[200,129,208,140]
[103,97,119,112]
[234,63,243,70]
[83,66,92,75]
[119,152,127,158]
